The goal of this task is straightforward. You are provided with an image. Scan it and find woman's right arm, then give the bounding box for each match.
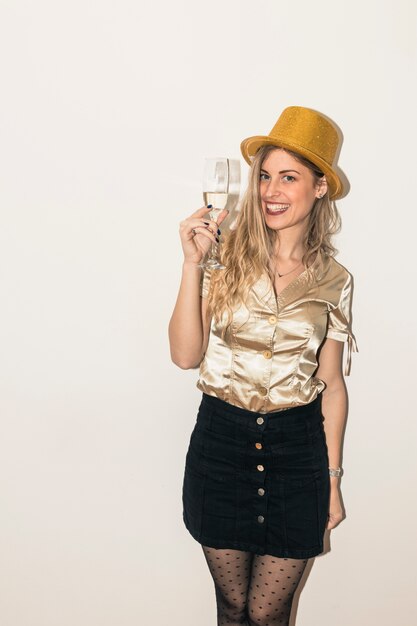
[168,206,228,369]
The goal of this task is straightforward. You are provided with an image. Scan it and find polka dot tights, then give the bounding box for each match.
[202,546,308,625]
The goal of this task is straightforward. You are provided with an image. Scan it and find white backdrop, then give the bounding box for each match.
[0,1,416,625]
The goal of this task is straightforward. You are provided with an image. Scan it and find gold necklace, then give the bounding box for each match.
[275,261,303,278]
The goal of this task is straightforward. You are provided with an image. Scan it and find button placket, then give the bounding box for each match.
[255,480,268,530]
[255,477,268,528]
[253,413,268,534]
[259,319,275,407]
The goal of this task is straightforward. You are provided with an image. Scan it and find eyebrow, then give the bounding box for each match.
[261,168,301,175]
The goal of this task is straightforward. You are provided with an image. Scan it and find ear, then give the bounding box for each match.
[316,176,328,199]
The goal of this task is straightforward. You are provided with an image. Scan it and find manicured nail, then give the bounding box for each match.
[203,221,209,225]
[217,228,221,235]
[215,236,219,243]
[207,204,212,208]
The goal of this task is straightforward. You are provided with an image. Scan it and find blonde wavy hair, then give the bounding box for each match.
[206,144,341,334]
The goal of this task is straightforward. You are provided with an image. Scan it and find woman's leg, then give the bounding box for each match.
[202,546,254,625]
[246,555,308,625]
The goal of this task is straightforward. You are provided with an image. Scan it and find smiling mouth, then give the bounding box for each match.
[266,203,290,215]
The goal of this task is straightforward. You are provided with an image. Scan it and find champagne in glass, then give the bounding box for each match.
[203,192,229,211]
[200,159,231,270]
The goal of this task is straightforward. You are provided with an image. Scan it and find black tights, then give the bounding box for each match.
[202,546,308,625]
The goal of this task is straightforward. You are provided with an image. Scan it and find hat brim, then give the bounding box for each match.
[240,135,344,200]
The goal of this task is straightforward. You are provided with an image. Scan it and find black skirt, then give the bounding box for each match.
[182,392,331,559]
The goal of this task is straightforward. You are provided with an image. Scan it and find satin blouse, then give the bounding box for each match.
[196,254,358,413]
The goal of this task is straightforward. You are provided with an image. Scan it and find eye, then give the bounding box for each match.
[283,175,296,182]
[260,172,270,181]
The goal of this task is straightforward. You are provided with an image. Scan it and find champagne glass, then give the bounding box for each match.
[200,158,239,270]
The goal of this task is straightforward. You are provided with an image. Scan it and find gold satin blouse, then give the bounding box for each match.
[196,254,358,413]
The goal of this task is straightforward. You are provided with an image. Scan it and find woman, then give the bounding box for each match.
[168,106,357,625]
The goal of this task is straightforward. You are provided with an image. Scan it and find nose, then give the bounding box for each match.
[264,176,284,198]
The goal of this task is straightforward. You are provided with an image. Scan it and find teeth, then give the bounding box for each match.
[266,203,290,211]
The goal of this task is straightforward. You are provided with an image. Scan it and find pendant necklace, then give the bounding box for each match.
[275,262,303,278]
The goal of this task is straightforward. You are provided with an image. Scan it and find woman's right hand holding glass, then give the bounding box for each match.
[179,206,229,266]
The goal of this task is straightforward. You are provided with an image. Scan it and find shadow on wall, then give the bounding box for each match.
[289,529,333,625]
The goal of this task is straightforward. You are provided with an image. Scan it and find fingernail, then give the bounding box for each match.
[204,221,209,225]
[217,228,221,235]
[215,236,219,243]
[207,204,213,208]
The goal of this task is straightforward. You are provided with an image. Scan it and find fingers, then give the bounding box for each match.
[191,206,229,235]
[191,223,218,244]
[214,208,229,226]
[190,206,214,219]
[191,205,229,222]
[326,511,344,529]
[180,218,218,244]
[181,217,220,239]
[178,205,227,264]
[181,206,228,247]
[197,217,221,237]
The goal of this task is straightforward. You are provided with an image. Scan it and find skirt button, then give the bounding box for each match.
[257,464,264,472]
[257,515,265,523]
[258,488,265,496]
[256,417,264,425]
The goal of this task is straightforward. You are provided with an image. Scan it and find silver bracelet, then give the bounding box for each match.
[329,467,343,477]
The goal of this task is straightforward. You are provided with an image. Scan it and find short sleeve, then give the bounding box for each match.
[200,267,213,299]
[326,272,358,375]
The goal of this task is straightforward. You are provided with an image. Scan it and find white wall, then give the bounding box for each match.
[0,1,416,624]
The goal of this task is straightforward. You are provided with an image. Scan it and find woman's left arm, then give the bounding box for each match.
[315,337,348,530]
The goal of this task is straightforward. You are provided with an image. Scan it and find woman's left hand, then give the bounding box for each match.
[326,489,345,529]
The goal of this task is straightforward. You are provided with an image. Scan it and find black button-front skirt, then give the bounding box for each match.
[182,392,331,559]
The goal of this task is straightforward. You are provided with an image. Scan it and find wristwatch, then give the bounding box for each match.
[329,467,343,477]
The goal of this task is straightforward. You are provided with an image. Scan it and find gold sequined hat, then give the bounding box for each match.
[240,106,345,200]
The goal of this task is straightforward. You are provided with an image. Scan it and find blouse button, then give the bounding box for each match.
[268,315,277,325]
[262,350,272,359]
[257,464,265,472]
[259,386,268,396]
[256,417,264,425]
